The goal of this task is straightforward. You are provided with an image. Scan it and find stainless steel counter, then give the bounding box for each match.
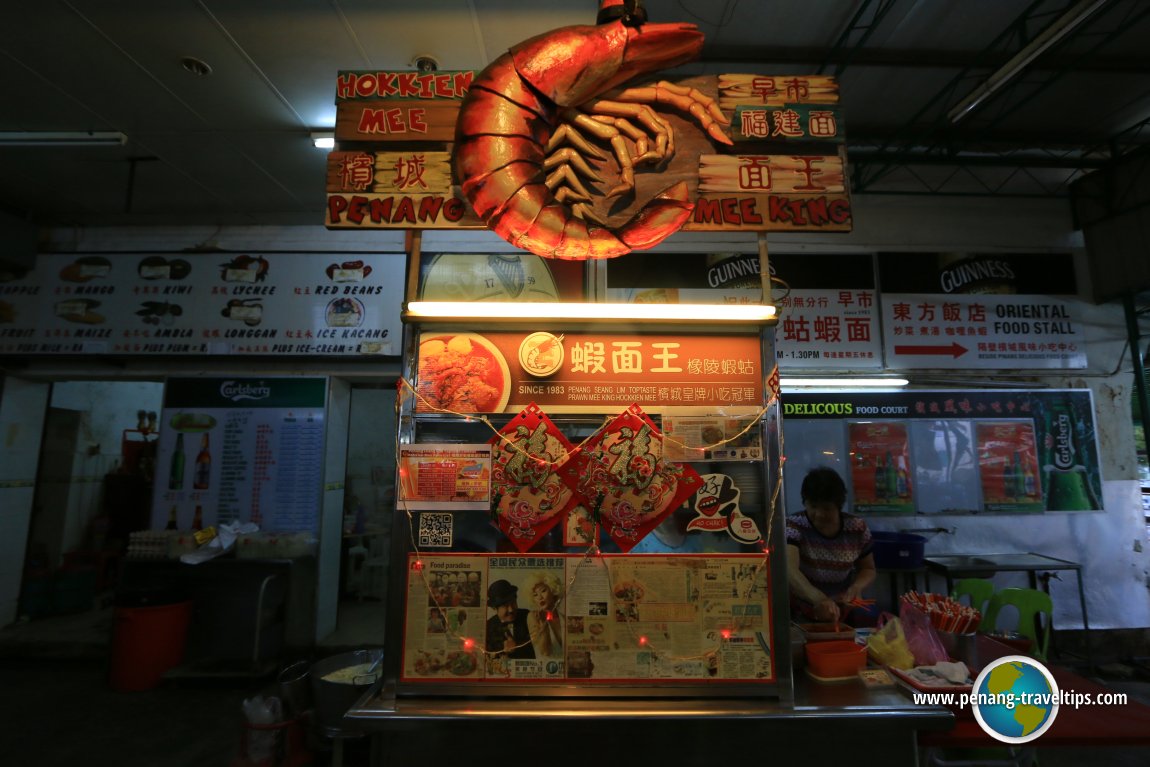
[346,674,952,766]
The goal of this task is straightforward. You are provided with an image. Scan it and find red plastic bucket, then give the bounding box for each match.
[108,600,192,691]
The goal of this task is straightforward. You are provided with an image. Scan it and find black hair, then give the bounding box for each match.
[800,466,847,509]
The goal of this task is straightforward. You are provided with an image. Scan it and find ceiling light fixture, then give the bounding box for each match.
[780,377,910,388]
[405,301,776,324]
[947,0,1110,124]
[311,131,335,149]
[0,131,127,147]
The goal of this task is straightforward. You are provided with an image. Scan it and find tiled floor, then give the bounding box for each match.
[1,608,1148,766]
[0,600,384,766]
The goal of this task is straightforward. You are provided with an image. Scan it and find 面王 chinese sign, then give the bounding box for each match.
[414,331,762,414]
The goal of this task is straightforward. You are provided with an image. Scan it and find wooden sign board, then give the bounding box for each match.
[326,151,453,194]
[326,192,484,229]
[335,101,461,143]
[698,154,846,194]
[718,74,839,109]
[730,105,843,142]
[335,70,474,101]
[682,193,852,232]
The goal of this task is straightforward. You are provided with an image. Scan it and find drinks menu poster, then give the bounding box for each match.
[847,421,913,513]
[150,377,327,533]
[975,421,1043,512]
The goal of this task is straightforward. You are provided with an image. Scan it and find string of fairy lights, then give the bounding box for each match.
[393,375,788,672]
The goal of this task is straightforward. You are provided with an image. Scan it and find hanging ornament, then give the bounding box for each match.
[562,404,702,552]
[488,403,580,551]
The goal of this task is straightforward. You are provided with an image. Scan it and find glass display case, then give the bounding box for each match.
[380,248,790,699]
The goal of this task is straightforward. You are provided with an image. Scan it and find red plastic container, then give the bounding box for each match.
[805,639,867,678]
[108,600,192,691]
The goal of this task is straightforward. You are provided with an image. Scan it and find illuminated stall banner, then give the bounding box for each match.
[414,331,762,415]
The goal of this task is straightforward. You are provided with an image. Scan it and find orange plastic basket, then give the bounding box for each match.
[805,639,867,678]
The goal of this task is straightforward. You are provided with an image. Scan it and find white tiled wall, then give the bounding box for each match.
[0,379,49,626]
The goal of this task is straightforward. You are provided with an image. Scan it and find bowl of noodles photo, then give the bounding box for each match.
[416,333,511,413]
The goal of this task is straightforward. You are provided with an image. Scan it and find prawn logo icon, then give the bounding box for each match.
[220,380,272,402]
[971,656,1059,744]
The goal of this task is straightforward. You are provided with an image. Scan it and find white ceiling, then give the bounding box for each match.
[2,0,1149,228]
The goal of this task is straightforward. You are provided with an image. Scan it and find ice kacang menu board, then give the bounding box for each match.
[400,553,774,686]
[150,377,327,533]
[414,330,762,414]
[0,252,404,355]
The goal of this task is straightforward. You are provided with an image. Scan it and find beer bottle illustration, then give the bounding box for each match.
[165,505,179,531]
[194,433,212,490]
[895,455,910,499]
[873,455,887,500]
[1042,405,1098,510]
[168,433,186,490]
[884,452,897,502]
[191,505,204,531]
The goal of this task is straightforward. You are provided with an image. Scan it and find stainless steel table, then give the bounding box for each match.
[922,552,1089,634]
[347,675,953,767]
[923,551,1091,668]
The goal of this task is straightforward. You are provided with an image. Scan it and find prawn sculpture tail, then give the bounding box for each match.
[454,3,731,260]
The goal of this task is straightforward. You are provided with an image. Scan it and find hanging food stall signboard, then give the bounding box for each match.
[323,9,849,245]
[333,69,474,142]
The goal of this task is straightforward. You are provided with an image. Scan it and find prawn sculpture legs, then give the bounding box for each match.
[454,6,731,260]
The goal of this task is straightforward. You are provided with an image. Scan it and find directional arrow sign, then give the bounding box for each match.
[893,343,968,358]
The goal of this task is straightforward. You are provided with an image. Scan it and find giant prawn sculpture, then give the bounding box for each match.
[453,0,731,260]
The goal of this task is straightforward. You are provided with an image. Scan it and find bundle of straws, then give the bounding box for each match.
[900,591,982,634]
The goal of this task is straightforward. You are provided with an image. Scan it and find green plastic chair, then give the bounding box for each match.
[951,578,996,625]
[982,587,1053,661]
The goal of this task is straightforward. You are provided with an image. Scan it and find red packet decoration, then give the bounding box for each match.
[489,403,579,551]
[562,404,702,552]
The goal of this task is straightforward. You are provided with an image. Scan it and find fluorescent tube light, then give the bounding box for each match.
[406,301,776,323]
[0,131,127,146]
[781,377,909,388]
[947,0,1109,124]
[311,132,335,149]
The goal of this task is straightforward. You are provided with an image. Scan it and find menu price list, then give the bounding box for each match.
[272,415,325,531]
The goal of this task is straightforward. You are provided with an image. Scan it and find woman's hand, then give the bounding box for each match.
[839,584,863,605]
[813,597,840,623]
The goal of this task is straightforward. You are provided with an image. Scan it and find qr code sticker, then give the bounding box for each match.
[418,513,453,548]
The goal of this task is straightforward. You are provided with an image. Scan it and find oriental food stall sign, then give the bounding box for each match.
[881,294,1086,370]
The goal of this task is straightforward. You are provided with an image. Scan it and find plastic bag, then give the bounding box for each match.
[866,613,915,669]
[900,600,950,666]
[241,694,283,763]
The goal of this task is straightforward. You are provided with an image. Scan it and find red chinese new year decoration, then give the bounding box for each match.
[561,403,702,552]
[489,403,580,551]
